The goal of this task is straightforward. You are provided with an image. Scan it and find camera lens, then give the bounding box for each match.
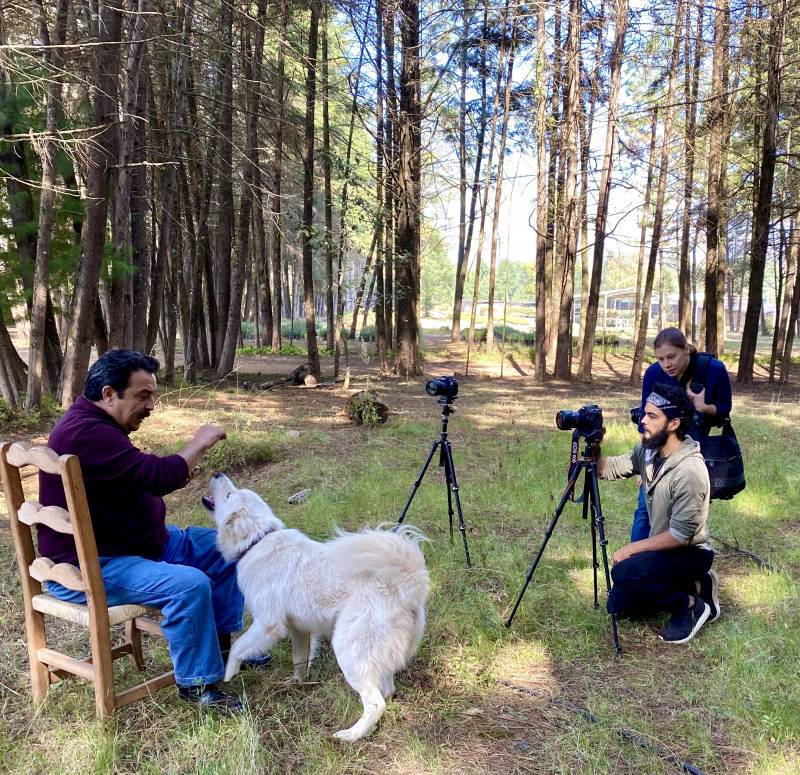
[425,380,439,396]
[555,410,578,431]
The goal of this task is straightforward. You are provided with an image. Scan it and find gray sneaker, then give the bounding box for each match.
[659,596,711,644]
[698,568,721,622]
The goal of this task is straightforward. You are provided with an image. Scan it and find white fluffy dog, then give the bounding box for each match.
[204,473,429,741]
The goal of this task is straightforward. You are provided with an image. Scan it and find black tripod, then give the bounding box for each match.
[397,396,471,567]
[505,432,621,654]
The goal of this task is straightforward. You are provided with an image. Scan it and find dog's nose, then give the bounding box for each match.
[212,472,223,480]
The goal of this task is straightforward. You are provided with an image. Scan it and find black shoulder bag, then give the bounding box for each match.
[690,353,746,501]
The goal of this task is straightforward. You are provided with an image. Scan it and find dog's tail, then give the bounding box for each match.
[330,524,430,606]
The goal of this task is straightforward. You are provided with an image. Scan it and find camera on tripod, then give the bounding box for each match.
[507,400,621,653]
[555,404,604,442]
[425,376,458,399]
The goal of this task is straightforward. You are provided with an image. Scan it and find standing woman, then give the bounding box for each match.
[631,327,732,541]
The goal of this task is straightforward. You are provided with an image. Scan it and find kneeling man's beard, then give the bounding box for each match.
[643,427,670,450]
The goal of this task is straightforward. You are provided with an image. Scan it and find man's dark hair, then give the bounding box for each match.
[84,350,160,400]
[652,381,694,440]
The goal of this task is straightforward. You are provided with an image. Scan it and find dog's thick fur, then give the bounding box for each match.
[206,474,429,741]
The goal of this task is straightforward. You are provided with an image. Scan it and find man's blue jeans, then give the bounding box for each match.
[631,485,651,542]
[47,525,244,687]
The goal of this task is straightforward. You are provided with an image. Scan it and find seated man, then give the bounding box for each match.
[38,349,266,712]
[599,382,719,644]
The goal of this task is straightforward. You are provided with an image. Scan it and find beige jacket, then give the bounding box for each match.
[602,437,710,547]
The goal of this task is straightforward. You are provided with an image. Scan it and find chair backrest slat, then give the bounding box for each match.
[18,502,74,534]
[29,557,85,591]
[6,442,61,475]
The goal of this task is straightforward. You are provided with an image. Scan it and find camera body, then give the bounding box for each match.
[555,404,604,442]
[425,376,458,399]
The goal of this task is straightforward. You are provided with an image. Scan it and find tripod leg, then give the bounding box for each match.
[443,448,455,542]
[581,477,599,610]
[587,463,622,655]
[443,441,471,567]
[505,464,583,627]
[398,440,440,525]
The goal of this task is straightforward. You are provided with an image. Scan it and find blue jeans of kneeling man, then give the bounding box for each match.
[47,525,244,687]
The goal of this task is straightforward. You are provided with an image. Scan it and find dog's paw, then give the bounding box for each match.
[332,724,374,743]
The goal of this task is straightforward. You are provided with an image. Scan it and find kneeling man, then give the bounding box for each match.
[599,382,719,643]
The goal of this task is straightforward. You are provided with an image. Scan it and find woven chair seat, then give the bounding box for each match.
[32,594,157,628]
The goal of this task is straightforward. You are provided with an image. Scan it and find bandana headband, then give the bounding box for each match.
[645,391,683,420]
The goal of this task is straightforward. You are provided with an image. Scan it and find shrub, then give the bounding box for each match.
[0,396,63,433]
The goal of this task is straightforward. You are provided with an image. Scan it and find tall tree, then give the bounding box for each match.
[394,0,422,376]
[301,1,322,378]
[534,0,549,380]
[218,0,266,377]
[678,0,704,334]
[738,0,788,382]
[271,0,289,351]
[486,8,518,353]
[705,0,729,354]
[578,0,628,380]
[630,0,684,384]
[553,0,581,379]
[59,0,124,404]
[26,0,69,410]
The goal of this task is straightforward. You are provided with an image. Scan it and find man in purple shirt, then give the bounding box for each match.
[40,349,264,712]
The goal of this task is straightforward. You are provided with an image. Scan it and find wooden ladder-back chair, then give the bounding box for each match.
[0,441,175,717]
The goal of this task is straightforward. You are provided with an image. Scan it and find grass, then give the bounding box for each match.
[1,364,799,774]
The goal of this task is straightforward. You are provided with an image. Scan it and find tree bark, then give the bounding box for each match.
[301,1,321,378]
[738,0,787,382]
[578,0,628,380]
[452,9,488,343]
[486,9,518,354]
[394,0,422,376]
[705,0,729,354]
[218,0,267,377]
[633,106,659,341]
[630,0,684,384]
[60,0,123,405]
[553,0,581,379]
[146,0,191,356]
[534,0,549,380]
[271,0,289,351]
[678,0,704,334]
[322,11,335,352]
[26,0,69,410]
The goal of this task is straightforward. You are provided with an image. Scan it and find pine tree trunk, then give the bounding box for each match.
[486,10,518,354]
[553,0,581,378]
[394,0,422,376]
[218,0,266,377]
[705,0,729,354]
[60,1,123,404]
[633,107,659,341]
[271,0,288,351]
[630,0,684,384]
[466,6,508,366]
[678,0,704,334]
[534,0,549,380]
[578,0,627,380]
[301,1,321,378]
[738,0,787,382]
[26,0,69,410]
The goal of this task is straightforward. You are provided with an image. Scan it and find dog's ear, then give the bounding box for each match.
[220,493,256,540]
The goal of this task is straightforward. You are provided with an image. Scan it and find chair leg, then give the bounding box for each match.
[125,620,145,671]
[89,621,117,718]
[28,610,51,704]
